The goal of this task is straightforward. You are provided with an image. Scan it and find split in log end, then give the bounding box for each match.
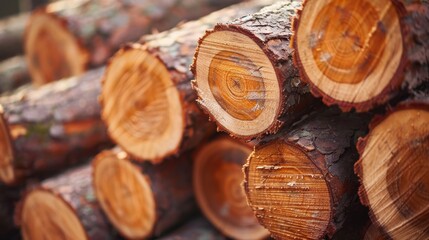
[193,30,281,138]
[193,137,268,240]
[25,11,89,85]
[20,189,87,240]
[0,112,15,185]
[101,46,184,161]
[92,150,155,239]
[244,140,331,239]
[293,0,405,111]
[355,106,429,239]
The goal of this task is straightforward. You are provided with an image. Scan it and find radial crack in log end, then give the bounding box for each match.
[192,1,315,139]
[193,137,269,240]
[355,103,429,239]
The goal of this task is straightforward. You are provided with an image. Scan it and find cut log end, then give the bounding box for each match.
[25,11,89,85]
[93,151,156,239]
[356,106,429,239]
[101,47,184,161]
[21,190,87,240]
[244,140,331,240]
[194,30,281,138]
[0,113,15,184]
[294,0,404,110]
[194,138,268,240]
[363,223,386,240]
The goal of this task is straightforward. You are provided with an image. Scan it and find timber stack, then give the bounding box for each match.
[0,0,427,239]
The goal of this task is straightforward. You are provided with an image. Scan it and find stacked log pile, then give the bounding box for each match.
[0,0,427,239]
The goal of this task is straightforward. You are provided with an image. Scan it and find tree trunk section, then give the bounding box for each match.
[16,164,115,240]
[244,109,371,239]
[193,137,268,240]
[0,13,28,61]
[159,217,225,240]
[192,1,317,139]
[293,0,429,112]
[92,148,196,239]
[25,0,243,85]
[0,56,30,95]
[100,0,274,162]
[355,98,429,239]
[0,67,110,185]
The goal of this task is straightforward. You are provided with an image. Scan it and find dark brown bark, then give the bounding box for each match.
[26,0,243,84]
[0,67,110,185]
[100,0,273,162]
[244,109,371,239]
[159,217,225,240]
[292,1,429,112]
[192,0,316,139]
[92,149,196,239]
[0,13,27,61]
[16,164,115,240]
[0,56,30,95]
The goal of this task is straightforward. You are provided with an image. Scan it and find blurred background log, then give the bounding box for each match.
[159,217,225,240]
[0,67,109,185]
[0,56,30,95]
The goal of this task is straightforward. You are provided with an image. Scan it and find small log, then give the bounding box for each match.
[0,56,31,95]
[16,164,115,240]
[192,1,316,139]
[100,0,274,162]
[25,0,243,85]
[92,148,196,239]
[355,99,429,239]
[244,109,370,239]
[159,217,225,240]
[0,13,28,60]
[193,137,268,240]
[293,0,429,111]
[0,67,109,185]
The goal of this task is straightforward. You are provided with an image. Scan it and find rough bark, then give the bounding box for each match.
[159,217,225,240]
[92,149,196,239]
[25,0,243,84]
[355,98,429,239]
[192,0,316,139]
[100,0,273,162]
[244,109,371,239]
[292,0,429,112]
[16,164,115,240]
[0,13,28,60]
[0,56,30,95]
[0,67,110,185]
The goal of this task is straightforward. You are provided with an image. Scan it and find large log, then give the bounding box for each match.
[193,137,268,240]
[16,164,115,240]
[100,0,274,162]
[244,109,370,239]
[0,13,28,61]
[354,99,429,239]
[25,0,242,85]
[0,67,109,185]
[92,148,196,239]
[0,56,31,95]
[293,0,429,112]
[159,217,225,240]
[191,1,316,139]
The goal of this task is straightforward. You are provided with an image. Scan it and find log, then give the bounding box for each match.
[159,217,225,240]
[0,67,109,185]
[25,0,243,85]
[193,137,268,240]
[354,99,429,239]
[363,223,387,240]
[0,56,31,95]
[243,109,370,239]
[292,0,429,112]
[100,0,274,162]
[0,13,28,61]
[16,164,115,240]
[191,1,317,139]
[92,148,196,239]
